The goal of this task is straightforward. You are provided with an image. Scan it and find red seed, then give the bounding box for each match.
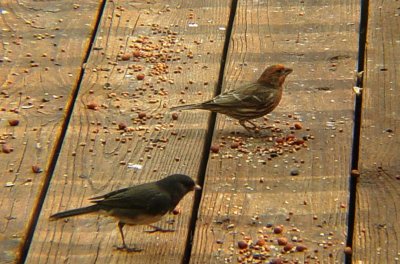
[273,226,283,234]
[344,246,352,254]
[237,240,248,249]
[230,142,239,149]
[270,258,283,264]
[210,144,220,153]
[132,50,142,57]
[277,237,288,246]
[138,112,146,119]
[283,243,294,251]
[86,102,98,110]
[172,207,181,215]
[296,244,308,252]
[118,122,127,130]
[136,73,145,80]
[171,112,179,120]
[8,119,19,126]
[256,239,266,246]
[120,53,131,61]
[32,165,43,173]
[294,122,303,130]
[2,144,13,153]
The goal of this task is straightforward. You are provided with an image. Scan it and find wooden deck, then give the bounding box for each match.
[0,0,398,263]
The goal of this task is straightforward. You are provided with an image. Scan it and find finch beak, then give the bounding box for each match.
[284,68,293,75]
[194,184,202,191]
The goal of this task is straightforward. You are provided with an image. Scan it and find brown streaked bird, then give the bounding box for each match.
[50,174,201,252]
[171,64,293,131]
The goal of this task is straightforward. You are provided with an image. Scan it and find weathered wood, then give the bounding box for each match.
[190,1,359,263]
[0,1,101,262]
[26,0,230,263]
[353,1,400,263]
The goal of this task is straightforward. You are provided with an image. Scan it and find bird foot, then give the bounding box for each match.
[240,120,261,133]
[144,225,175,233]
[115,245,142,253]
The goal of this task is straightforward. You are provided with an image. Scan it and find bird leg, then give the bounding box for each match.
[144,225,175,233]
[115,222,142,252]
[239,120,260,133]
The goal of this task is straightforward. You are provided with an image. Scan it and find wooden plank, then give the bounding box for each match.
[0,1,101,262]
[190,1,360,263]
[26,0,230,263]
[353,1,400,263]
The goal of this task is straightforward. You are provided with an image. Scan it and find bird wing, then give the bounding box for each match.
[90,183,171,214]
[204,83,274,108]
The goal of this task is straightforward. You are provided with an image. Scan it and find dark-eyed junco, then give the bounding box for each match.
[171,64,292,131]
[50,174,201,252]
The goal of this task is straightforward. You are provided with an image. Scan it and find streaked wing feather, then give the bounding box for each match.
[205,83,273,107]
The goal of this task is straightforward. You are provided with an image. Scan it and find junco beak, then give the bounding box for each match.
[194,184,201,191]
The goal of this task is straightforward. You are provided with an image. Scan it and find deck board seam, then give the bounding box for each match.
[182,0,239,263]
[18,1,107,263]
[346,0,370,263]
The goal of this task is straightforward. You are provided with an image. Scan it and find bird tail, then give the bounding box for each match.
[170,103,202,112]
[49,204,100,220]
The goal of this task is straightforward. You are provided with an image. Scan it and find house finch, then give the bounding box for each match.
[50,174,201,252]
[171,64,293,131]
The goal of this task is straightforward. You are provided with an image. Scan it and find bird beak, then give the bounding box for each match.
[193,184,201,191]
[284,68,293,75]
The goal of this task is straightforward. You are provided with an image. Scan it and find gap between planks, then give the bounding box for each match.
[345,0,369,263]
[18,1,108,263]
[183,0,239,263]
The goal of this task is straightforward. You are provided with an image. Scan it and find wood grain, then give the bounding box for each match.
[190,1,360,263]
[26,0,230,263]
[0,0,101,262]
[353,1,400,263]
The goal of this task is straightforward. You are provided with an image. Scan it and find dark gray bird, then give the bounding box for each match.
[171,64,293,131]
[50,174,201,252]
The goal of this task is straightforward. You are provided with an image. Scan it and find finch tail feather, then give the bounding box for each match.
[50,205,100,220]
[170,104,202,112]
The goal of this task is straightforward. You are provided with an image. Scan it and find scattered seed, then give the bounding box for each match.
[210,144,220,153]
[172,207,181,215]
[237,240,248,249]
[8,119,19,126]
[296,244,307,252]
[118,122,127,130]
[32,165,43,173]
[138,112,146,119]
[230,142,239,149]
[2,144,13,153]
[277,237,288,246]
[86,102,98,110]
[290,169,299,176]
[171,112,179,120]
[294,122,303,129]
[283,243,294,251]
[344,246,352,255]
[121,53,131,61]
[273,226,283,234]
[136,73,145,80]
[256,239,266,246]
